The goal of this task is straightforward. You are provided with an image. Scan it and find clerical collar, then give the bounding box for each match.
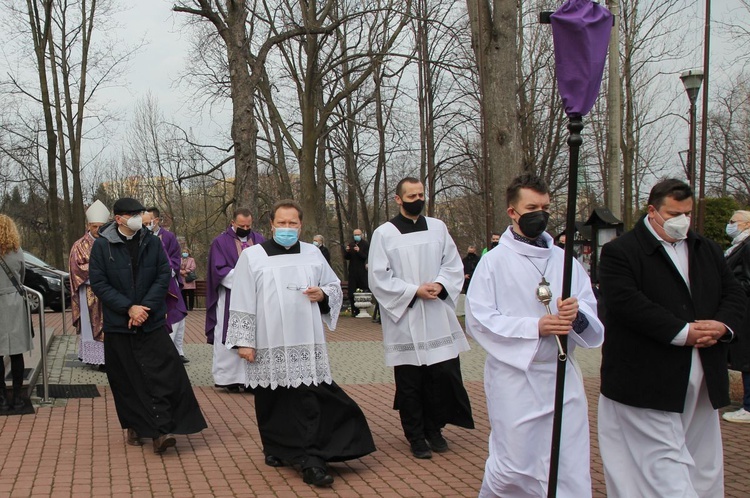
[262,238,301,256]
[117,226,136,240]
[511,228,547,248]
[391,213,428,234]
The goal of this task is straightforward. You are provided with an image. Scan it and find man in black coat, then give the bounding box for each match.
[461,245,480,294]
[344,228,369,316]
[89,197,206,454]
[597,179,745,497]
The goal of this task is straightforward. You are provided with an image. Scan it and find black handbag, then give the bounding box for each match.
[0,254,35,338]
[185,271,198,283]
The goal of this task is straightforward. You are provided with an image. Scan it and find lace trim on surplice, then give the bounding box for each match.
[226,311,256,347]
[245,343,332,389]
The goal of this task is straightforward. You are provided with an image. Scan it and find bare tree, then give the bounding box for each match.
[619,0,690,226]
[466,0,523,236]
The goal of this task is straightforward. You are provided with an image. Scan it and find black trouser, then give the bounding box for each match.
[393,364,444,442]
[393,357,474,442]
[0,354,25,399]
[181,289,195,311]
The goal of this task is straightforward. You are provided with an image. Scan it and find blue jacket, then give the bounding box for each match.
[89,222,171,334]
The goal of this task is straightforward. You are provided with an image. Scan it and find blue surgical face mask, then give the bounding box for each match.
[182,252,189,258]
[353,235,362,242]
[274,227,299,248]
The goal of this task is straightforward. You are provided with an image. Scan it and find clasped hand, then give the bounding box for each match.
[538,297,578,337]
[687,320,727,348]
[416,282,443,300]
[128,305,150,328]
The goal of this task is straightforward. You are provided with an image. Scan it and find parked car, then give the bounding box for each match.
[22,252,71,313]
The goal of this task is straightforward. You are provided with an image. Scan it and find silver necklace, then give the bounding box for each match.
[525,255,550,288]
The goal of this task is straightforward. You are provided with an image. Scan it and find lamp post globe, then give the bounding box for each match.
[680,69,703,229]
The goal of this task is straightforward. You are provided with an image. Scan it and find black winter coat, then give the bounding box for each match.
[727,238,750,372]
[89,222,171,334]
[599,217,745,412]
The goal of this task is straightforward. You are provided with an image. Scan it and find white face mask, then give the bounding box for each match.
[655,211,690,240]
[726,222,742,239]
[124,215,143,232]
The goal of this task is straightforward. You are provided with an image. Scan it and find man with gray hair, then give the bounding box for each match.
[313,234,331,263]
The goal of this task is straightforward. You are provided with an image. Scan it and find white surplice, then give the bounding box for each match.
[212,268,246,386]
[465,227,604,498]
[77,284,105,365]
[368,216,469,367]
[226,242,342,389]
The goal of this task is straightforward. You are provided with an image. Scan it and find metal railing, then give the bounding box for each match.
[49,269,68,335]
[23,286,51,404]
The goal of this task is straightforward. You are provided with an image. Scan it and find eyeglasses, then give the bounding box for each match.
[286,278,311,291]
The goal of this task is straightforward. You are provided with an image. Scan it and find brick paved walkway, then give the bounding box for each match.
[0,310,747,497]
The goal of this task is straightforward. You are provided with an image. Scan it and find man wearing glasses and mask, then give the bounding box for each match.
[89,197,206,454]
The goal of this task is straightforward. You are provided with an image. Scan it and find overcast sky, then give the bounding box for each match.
[106,0,744,145]
[2,1,746,184]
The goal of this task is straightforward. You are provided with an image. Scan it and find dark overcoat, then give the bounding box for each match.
[726,238,750,372]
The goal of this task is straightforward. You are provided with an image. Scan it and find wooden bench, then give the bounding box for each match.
[194,279,207,309]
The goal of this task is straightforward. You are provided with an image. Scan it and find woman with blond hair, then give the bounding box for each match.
[724,210,750,423]
[0,214,33,410]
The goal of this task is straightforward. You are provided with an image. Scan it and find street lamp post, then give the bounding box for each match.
[680,69,703,229]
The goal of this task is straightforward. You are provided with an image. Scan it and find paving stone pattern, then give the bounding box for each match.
[0,310,745,497]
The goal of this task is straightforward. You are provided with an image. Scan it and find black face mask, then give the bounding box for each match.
[517,210,550,239]
[491,241,499,248]
[402,199,424,216]
[235,227,251,238]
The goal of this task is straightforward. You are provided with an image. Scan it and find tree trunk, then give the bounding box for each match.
[27,0,64,268]
[223,4,258,217]
[467,0,522,230]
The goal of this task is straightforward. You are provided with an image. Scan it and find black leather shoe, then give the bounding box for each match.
[0,396,8,410]
[427,432,448,453]
[11,397,24,411]
[410,439,432,459]
[126,428,143,446]
[302,467,334,487]
[226,384,241,393]
[180,356,190,364]
[152,434,176,453]
[264,455,285,467]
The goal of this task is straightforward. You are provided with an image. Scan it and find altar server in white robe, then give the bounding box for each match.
[226,200,375,488]
[369,177,474,460]
[465,173,604,498]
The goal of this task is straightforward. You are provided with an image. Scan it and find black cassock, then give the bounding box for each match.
[105,329,207,438]
[254,381,375,468]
